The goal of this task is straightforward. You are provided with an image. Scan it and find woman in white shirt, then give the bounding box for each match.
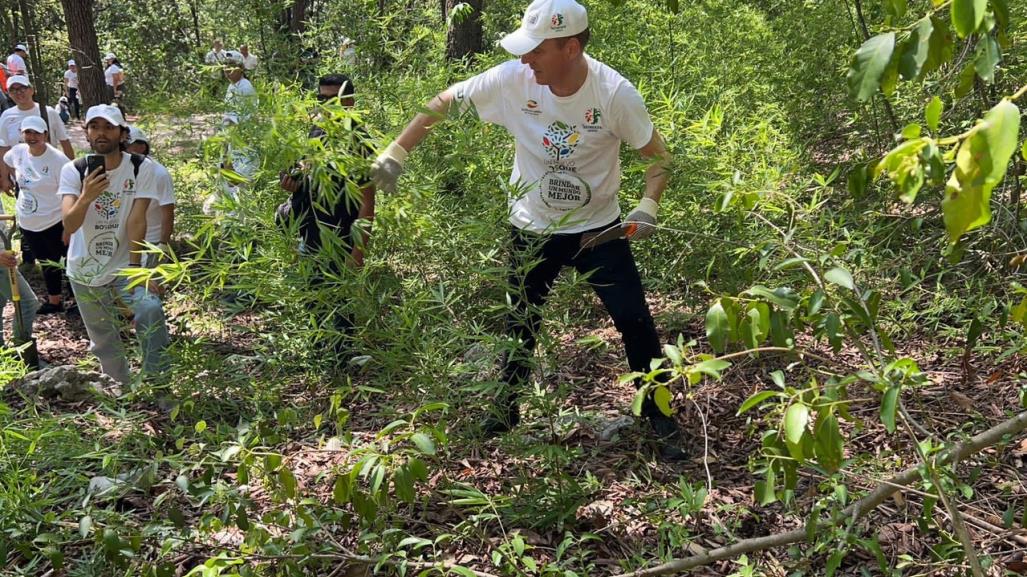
[103,53,125,109]
[1,116,71,314]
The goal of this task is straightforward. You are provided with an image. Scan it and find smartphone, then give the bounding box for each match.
[86,154,106,176]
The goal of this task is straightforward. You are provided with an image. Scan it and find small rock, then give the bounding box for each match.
[88,475,120,496]
[598,415,635,441]
[9,365,121,401]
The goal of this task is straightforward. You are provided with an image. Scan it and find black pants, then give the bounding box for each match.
[501,222,662,403]
[21,222,68,297]
[68,87,81,119]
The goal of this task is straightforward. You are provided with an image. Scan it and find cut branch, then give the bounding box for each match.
[612,410,1027,577]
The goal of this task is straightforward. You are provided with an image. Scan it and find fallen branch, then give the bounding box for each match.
[612,410,1027,577]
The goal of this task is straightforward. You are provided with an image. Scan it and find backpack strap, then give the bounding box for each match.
[73,156,88,182]
[74,154,146,182]
[129,153,145,179]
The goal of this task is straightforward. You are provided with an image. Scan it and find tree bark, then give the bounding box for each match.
[445,0,484,61]
[17,0,48,106]
[58,0,105,109]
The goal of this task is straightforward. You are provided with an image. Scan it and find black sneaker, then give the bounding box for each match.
[647,412,689,461]
[479,404,520,438]
[37,302,63,315]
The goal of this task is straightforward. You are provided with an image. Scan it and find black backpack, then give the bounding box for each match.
[73,153,146,182]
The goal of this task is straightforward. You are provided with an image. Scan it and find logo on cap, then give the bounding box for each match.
[527,13,538,25]
[551,13,565,29]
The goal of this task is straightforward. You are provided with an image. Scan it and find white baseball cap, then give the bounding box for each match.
[68,59,76,66]
[6,75,30,90]
[20,116,47,134]
[499,0,588,56]
[14,44,27,52]
[104,52,116,60]
[224,50,244,65]
[128,126,149,144]
[85,104,128,128]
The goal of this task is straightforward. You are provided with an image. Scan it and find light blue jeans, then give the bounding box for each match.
[0,268,38,346]
[71,279,170,385]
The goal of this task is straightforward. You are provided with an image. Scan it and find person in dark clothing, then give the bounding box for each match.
[278,74,375,354]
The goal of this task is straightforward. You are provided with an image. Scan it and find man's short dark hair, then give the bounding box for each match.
[557,28,590,52]
[320,74,355,97]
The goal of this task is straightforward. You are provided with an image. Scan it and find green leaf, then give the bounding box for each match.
[942,100,1021,242]
[847,164,869,197]
[901,123,922,140]
[394,466,415,503]
[974,35,1001,84]
[954,60,977,99]
[279,467,297,499]
[1022,140,1027,162]
[706,300,730,353]
[755,467,777,505]
[691,358,731,379]
[332,475,351,504]
[825,267,856,291]
[900,18,933,80]
[885,0,907,18]
[784,403,809,445]
[745,286,800,310]
[813,414,844,472]
[411,432,436,455]
[847,33,896,102]
[653,386,673,417]
[951,0,986,38]
[825,549,847,577]
[993,0,1010,31]
[926,96,943,132]
[737,390,782,415]
[881,387,899,433]
[922,18,953,77]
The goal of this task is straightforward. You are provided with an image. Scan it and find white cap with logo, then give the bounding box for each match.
[20,116,47,134]
[499,0,588,56]
[68,59,76,66]
[14,44,27,52]
[104,52,116,61]
[224,50,244,65]
[6,75,30,90]
[85,104,128,128]
[128,126,149,144]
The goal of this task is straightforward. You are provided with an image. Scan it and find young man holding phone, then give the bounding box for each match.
[59,105,170,385]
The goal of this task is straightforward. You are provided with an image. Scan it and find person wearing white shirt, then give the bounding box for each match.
[59,105,169,385]
[0,76,75,194]
[6,45,28,78]
[2,116,72,314]
[125,127,175,267]
[103,53,125,106]
[239,45,258,71]
[63,60,80,120]
[204,51,258,214]
[204,39,226,65]
[370,0,682,458]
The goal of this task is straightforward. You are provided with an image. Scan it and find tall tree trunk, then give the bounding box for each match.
[59,0,105,109]
[445,0,484,61]
[16,0,48,106]
[189,0,201,47]
[290,0,307,34]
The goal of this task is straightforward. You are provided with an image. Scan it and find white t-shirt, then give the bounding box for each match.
[144,159,175,243]
[104,64,123,87]
[64,69,78,89]
[0,104,69,148]
[450,56,654,234]
[224,78,257,124]
[57,153,160,286]
[6,53,26,76]
[205,49,226,64]
[2,143,66,231]
[241,53,258,70]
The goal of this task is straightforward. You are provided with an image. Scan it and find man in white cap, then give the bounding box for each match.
[63,60,81,120]
[204,50,258,213]
[6,45,28,78]
[103,53,125,107]
[0,76,75,193]
[126,126,175,266]
[58,104,170,385]
[370,0,681,458]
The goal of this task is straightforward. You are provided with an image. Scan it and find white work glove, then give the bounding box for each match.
[370,141,408,194]
[625,197,659,241]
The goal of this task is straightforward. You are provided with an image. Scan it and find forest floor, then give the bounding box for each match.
[4,115,1027,576]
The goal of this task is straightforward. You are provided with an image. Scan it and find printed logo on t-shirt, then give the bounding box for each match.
[94,191,121,219]
[539,169,592,211]
[521,99,541,116]
[18,193,37,214]
[542,121,580,160]
[87,231,119,259]
[583,107,603,132]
